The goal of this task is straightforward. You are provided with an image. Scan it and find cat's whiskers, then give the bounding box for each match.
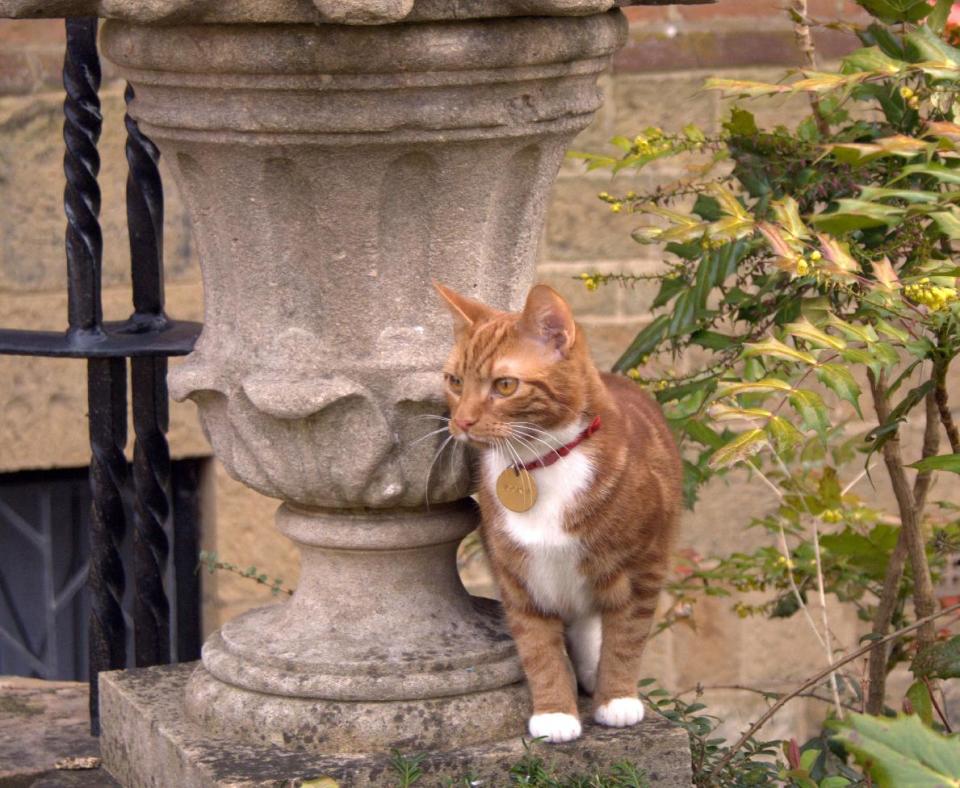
[507,431,550,465]
[409,426,452,448]
[509,425,563,463]
[444,432,465,492]
[424,432,455,509]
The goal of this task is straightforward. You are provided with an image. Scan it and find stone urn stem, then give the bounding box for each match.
[96,10,627,755]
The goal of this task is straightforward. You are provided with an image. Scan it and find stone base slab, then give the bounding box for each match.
[100,664,693,787]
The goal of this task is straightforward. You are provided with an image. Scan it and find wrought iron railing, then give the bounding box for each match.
[0,18,202,734]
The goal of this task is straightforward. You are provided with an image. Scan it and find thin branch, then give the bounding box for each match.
[842,463,875,496]
[713,601,960,776]
[677,682,862,713]
[914,388,941,515]
[866,535,908,715]
[867,370,937,647]
[788,0,831,136]
[867,366,943,714]
[935,359,960,453]
[923,676,953,733]
[756,457,828,650]
[770,450,843,718]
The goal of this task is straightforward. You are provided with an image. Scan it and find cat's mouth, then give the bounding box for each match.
[452,429,492,448]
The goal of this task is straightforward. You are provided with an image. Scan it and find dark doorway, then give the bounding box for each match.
[0,459,205,681]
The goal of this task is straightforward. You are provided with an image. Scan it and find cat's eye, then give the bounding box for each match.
[493,377,519,397]
[446,374,463,394]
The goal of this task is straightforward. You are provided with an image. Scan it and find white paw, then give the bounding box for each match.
[528,712,582,743]
[594,697,644,727]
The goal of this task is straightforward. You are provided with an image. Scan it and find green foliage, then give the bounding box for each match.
[911,452,960,472]
[508,751,650,787]
[574,3,960,784]
[196,550,292,597]
[911,635,960,679]
[639,679,783,786]
[831,713,960,786]
[389,749,425,787]
[576,0,960,660]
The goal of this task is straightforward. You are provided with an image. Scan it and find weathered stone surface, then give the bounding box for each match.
[104,13,626,509]
[196,505,523,707]
[186,663,530,754]
[0,676,117,787]
[100,664,694,787]
[0,0,619,24]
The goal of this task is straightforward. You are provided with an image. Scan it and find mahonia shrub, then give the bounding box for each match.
[575,0,960,784]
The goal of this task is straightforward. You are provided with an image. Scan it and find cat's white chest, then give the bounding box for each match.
[483,445,595,620]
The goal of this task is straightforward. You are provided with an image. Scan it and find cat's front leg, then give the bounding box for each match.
[502,602,581,743]
[592,592,658,728]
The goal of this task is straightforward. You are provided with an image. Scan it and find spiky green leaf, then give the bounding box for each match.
[831,713,960,787]
[709,429,768,469]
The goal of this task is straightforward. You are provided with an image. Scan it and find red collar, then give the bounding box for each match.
[513,416,602,472]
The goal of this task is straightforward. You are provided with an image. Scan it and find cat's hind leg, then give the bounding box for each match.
[566,613,601,695]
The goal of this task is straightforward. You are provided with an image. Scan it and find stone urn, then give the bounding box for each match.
[0,0,698,784]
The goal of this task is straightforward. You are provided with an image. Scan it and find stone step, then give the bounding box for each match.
[100,663,694,787]
[0,676,119,787]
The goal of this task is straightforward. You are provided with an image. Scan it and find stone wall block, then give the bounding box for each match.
[545,175,667,260]
[612,71,720,136]
[0,84,198,294]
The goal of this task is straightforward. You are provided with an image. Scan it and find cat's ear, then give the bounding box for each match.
[434,282,493,335]
[519,284,576,358]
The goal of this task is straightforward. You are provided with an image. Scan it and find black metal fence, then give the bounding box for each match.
[0,18,203,734]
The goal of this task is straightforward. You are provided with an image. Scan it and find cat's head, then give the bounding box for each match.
[435,283,594,448]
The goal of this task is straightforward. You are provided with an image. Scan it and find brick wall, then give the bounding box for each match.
[0,4,878,742]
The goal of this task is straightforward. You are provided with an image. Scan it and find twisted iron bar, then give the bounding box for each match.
[125,83,173,667]
[86,357,128,736]
[63,18,103,340]
[131,357,172,667]
[125,83,167,330]
[63,18,127,735]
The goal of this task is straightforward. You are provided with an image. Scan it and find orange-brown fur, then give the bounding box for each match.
[436,282,682,733]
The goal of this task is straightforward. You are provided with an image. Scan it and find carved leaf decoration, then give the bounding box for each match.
[242,373,368,420]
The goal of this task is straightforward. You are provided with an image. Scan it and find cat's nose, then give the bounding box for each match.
[454,417,477,431]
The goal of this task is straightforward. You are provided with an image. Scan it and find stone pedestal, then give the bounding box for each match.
[97,8,631,768]
[0,0,696,783]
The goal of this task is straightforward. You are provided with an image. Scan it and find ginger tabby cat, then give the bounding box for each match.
[435,282,681,744]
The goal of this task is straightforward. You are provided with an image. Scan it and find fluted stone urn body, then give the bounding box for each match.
[99,9,627,754]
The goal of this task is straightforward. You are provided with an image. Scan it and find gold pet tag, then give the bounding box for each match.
[496,466,538,513]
